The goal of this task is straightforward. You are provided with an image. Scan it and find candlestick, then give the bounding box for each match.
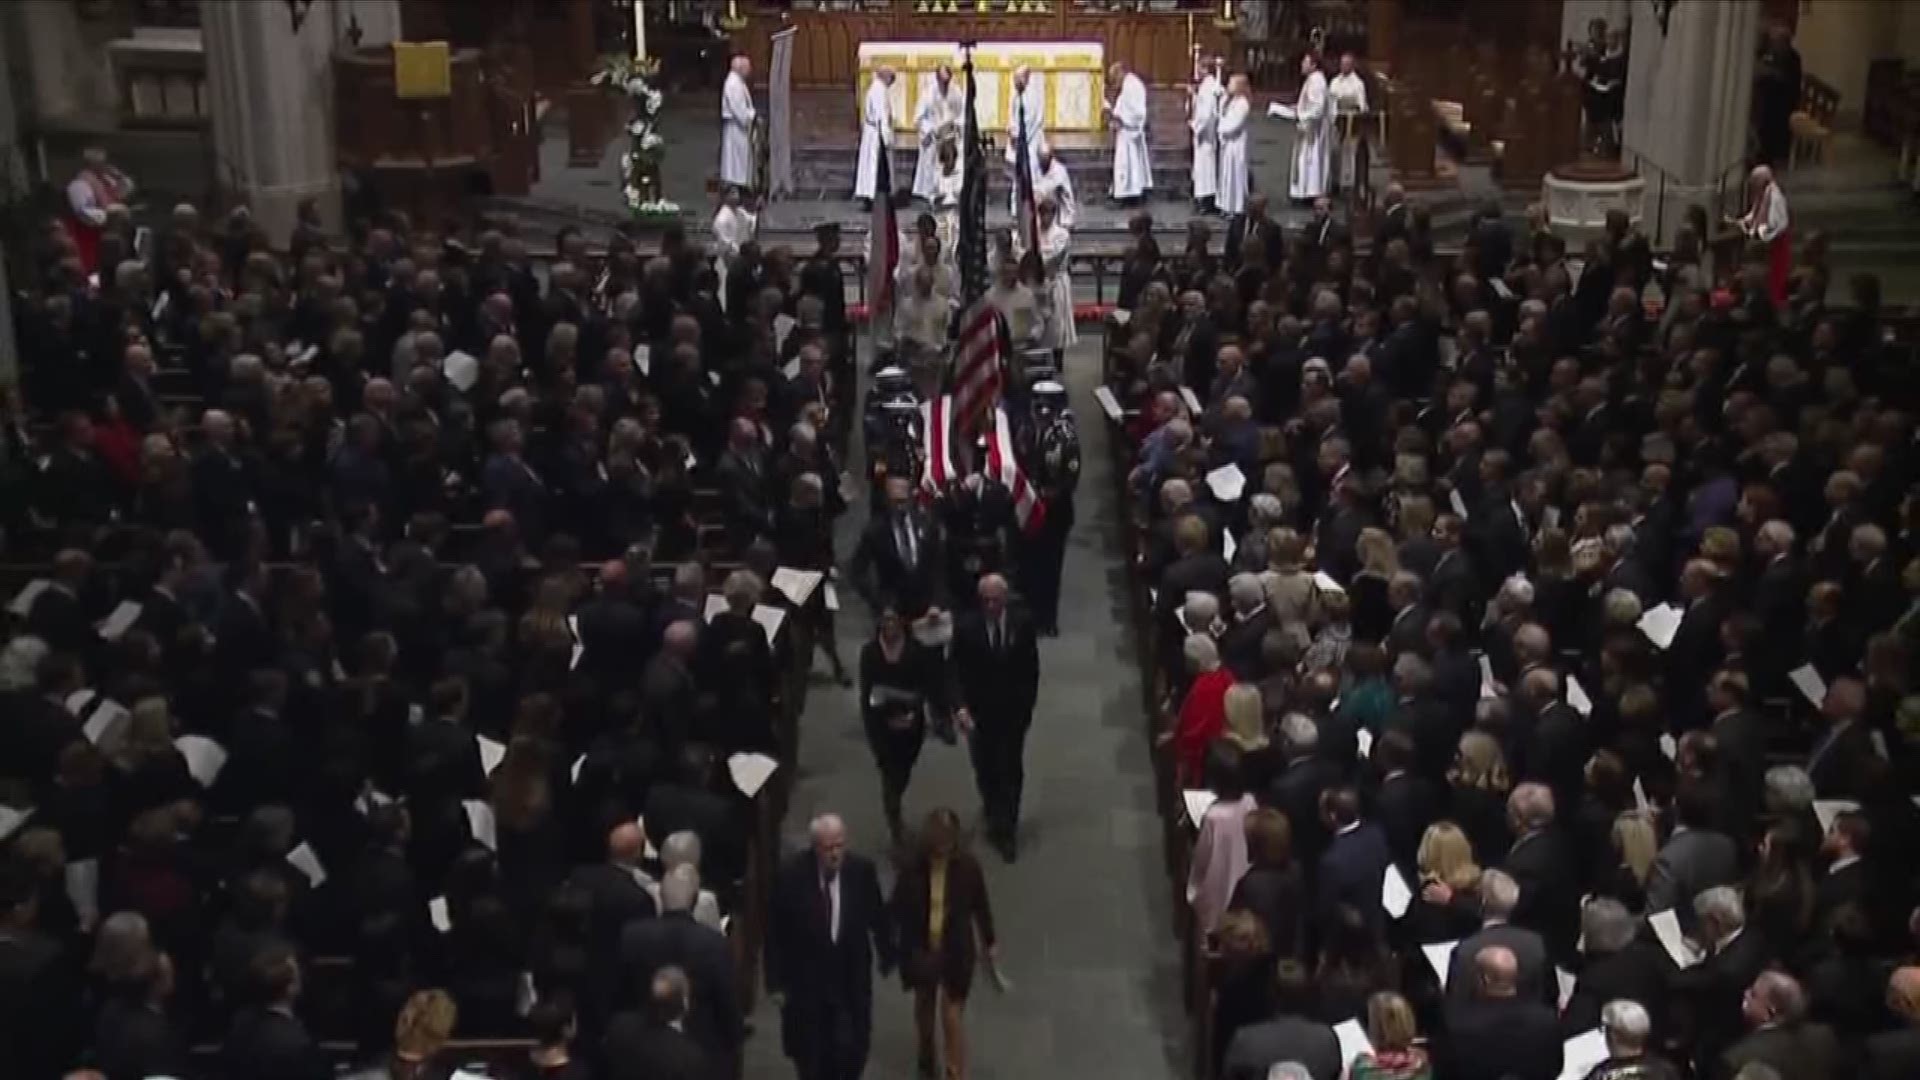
[634,0,647,61]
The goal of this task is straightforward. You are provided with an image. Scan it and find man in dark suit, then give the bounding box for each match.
[850,476,945,618]
[1864,966,1920,1080]
[26,548,95,657]
[1645,782,1741,928]
[220,946,330,1080]
[1806,677,1877,800]
[1268,715,1340,871]
[952,574,1041,860]
[766,814,896,1080]
[715,416,776,551]
[1221,960,1343,1080]
[1717,971,1838,1080]
[603,966,718,1080]
[643,745,742,890]
[1314,786,1392,930]
[1562,898,1671,1039]
[1444,869,1555,1006]
[191,408,263,558]
[0,864,85,1080]
[618,866,742,1074]
[1503,782,1581,963]
[1665,559,1730,730]
[481,417,548,544]
[1675,886,1773,1070]
[91,949,186,1080]
[568,821,660,1022]
[1366,728,1438,870]
[577,560,655,691]
[1813,810,1871,930]
[1442,945,1564,1080]
[1217,573,1275,681]
[641,621,704,760]
[1516,668,1589,820]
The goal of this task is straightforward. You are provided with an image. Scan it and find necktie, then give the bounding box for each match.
[897,517,916,569]
[820,874,836,941]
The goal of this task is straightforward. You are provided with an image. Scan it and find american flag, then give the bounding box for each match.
[950,49,1004,439]
[867,136,897,326]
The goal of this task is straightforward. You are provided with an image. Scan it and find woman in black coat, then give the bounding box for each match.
[859,606,947,841]
[1228,806,1305,961]
[891,808,997,1080]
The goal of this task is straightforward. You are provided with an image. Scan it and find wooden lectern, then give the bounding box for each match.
[334,44,540,223]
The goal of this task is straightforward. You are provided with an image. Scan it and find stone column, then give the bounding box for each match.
[0,34,23,387]
[1622,0,1760,245]
[202,0,398,244]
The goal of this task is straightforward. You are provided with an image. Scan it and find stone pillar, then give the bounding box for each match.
[1622,0,1760,245]
[203,0,397,244]
[0,34,22,387]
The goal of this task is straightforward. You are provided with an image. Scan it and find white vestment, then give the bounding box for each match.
[1035,159,1078,229]
[1038,222,1077,350]
[1289,70,1332,201]
[1216,93,1251,215]
[1741,182,1789,242]
[711,205,758,262]
[934,166,963,259]
[719,71,756,188]
[1329,71,1369,191]
[67,170,133,225]
[1109,73,1153,199]
[913,80,964,200]
[1189,73,1223,200]
[854,78,895,201]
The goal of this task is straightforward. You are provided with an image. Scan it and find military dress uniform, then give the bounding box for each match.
[1019,381,1080,635]
[941,476,1014,612]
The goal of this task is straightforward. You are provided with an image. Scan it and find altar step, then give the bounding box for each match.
[791,143,1195,199]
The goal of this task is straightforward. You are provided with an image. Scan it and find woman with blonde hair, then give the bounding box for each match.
[344,988,459,1079]
[114,696,195,813]
[1218,682,1277,792]
[1406,821,1483,942]
[1349,527,1399,642]
[1261,527,1319,626]
[1350,990,1433,1080]
[1603,810,1659,912]
[1446,731,1514,865]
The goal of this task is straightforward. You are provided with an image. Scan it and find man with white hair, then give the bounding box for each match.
[1103,60,1153,204]
[65,147,134,274]
[1444,869,1554,1006]
[1033,143,1077,228]
[1587,999,1682,1080]
[1219,573,1273,680]
[767,814,895,1080]
[1504,782,1580,962]
[618,864,743,1073]
[953,574,1042,859]
[1005,65,1047,189]
[1563,898,1672,1036]
[652,830,723,930]
[1676,885,1771,1068]
[1735,164,1791,307]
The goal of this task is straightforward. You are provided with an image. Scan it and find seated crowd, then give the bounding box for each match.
[1107,194,1919,1080]
[0,202,868,1079]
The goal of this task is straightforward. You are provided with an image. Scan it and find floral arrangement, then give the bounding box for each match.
[591,54,680,220]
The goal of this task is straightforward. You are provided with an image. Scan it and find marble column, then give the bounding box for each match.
[1622,0,1760,245]
[202,0,399,244]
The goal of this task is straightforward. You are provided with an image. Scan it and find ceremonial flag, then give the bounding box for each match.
[919,395,956,499]
[987,400,1045,533]
[951,48,1004,439]
[867,140,898,326]
[1013,94,1040,256]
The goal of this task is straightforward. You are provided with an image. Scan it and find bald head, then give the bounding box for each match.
[1475,946,1519,997]
[1889,966,1920,1021]
[608,821,645,866]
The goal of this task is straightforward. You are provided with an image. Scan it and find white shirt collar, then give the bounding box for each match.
[1827,854,1861,874]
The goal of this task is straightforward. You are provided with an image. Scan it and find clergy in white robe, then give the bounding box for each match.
[1287,53,1332,201]
[913,66,964,202]
[1005,67,1048,181]
[1736,164,1792,306]
[854,69,897,203]
[1105,64,1154,201]
[1216,75,1252,216]
[711,190,758,263]
[719,57,757,190]
[1189,64,1224,207]
[1035,201,1077,350]
[1034,145,1078,229]
[1328,54,1370,193]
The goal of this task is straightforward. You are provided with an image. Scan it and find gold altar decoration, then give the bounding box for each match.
[857,42,1106,134]
[392,41,453,99]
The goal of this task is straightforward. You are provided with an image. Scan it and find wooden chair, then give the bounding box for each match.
[1790,73,1841,170]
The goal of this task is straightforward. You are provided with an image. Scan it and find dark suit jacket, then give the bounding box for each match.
[1807,721,1878,800]
[1864,1026,1920,1080]
[575,592,654,690]
[1443,996,1564,1080]
[1229,864,1305,960]
[1445,921,1554,1007]
[1316,822,1392,929]
[1222,1014,1343,1080]
[602,1009,717,1080]
[1504,828,1581,962]
[1562,940,1671,1038]
[950,607,1040,727]
[1676,929,1772,1066]
[27,583,92,657]
[221,1005,330,1080]
[1371,771,1441,871]
[618,913,742,1066]
[482,451,547,540]
[850,509,944,615]
[891,852,996,996]
[92,997,186,1080]
[1644,828,1740,927]
[1717,1021,1838,1080]
[1267,756,1339,869]
[766,851,896,1065]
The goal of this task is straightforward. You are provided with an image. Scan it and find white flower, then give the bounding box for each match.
[620,151,634,173]
[625,77,647,96]
[638,199,681,214]
[641,132,664,150]
[589,71,608,86]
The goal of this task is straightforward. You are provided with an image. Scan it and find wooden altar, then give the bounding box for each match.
[729,3,1230,90]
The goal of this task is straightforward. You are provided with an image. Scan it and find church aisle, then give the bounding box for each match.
[741,333,1188,1079]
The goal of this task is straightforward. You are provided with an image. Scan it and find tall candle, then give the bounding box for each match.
[634,0,647,60]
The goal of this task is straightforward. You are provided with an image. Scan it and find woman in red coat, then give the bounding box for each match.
[1161,632,1235,786]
